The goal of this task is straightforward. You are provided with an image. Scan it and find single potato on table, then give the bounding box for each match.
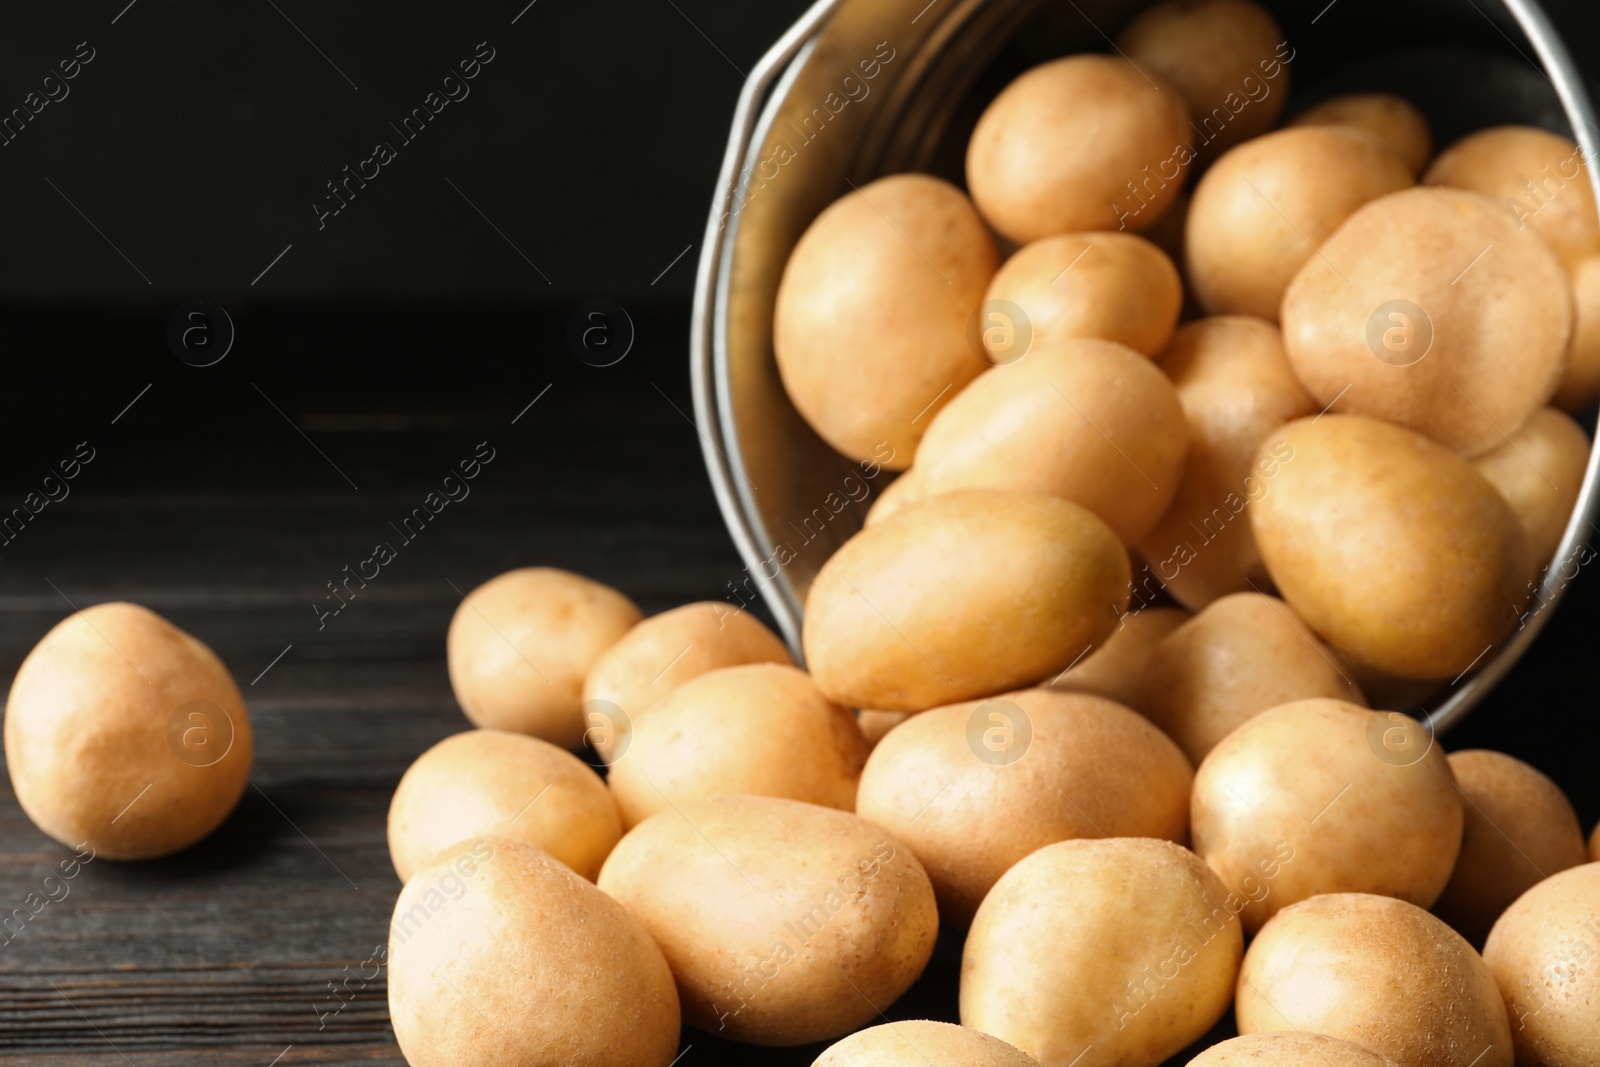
[1472,407,1590,580]
[1048,605,1189,712]
[813,1021,1040,1067]
[1290,92,1433,175]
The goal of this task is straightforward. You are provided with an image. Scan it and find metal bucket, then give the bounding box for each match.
[690,0,1600,732]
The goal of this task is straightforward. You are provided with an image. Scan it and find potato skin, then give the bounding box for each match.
[1472,407,1590,580]
[388,837,680,1067]
[1238,894,1512,1067]
[961,838,1242,1067]
[1188,1033,1401,1067]
[803,490,1131,711]
[597,796,938,1046]
[1554,255,1600,412]
[1250,415,1528,680]
[814,1020,1040,1066]
[1048,606,1189,711]
[5,602,253,860]
[1290,92,1433,175]
[774,174,998,467]
[864,470,925,529]
[856,688,1192,926]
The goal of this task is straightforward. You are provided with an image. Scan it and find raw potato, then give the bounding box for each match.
[914,339,1188,543]
[1484,863,1600,1067]
[386,729,621,883]
[857,710,911,748]
[856,688,1192,926]
[1191,698,1463,933]
[606,663,868,828]
[1471,407,1590,578]
[1144,593,1366,764]
[447,568,640,749]
[864,470,925,529]
[982,232,1182,358]
[1280,187,1572,457]
[774,173,998,466]
[1187,127,1412,320]
[1116,0,1291,154]
[1290,93,1433,175]
[1049,606,1189,711]
[597,796,938,1046]
[814,1020,1040,1066]
[1250,415,1528,679]
[967,54,1191,242]
[803,490,1131,711]
[1554,255,1600,411]
[1137,316,1316,608]
[1189,1033,1401,1067]
[1433,750,1587,946]
[388,837,680,1067]
[961,837,1242,1067]
[5,603,253,860]
[1237,893,1513,1067]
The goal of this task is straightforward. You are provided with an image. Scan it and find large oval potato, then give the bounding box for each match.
[1250,415,1528,679]
[1280,187,1571,457]
[814,1021,1040,1067]
[1189,1033,1401,1067]
[1238,893,1512,1067]
[914,339,1188,543]
[1554,254,1600,412]
[1191,698,1462,933]
[1048,605,1189,711]
[598,796,938,1046]
[1290,92,1433,175]
[962,837,1242,1067]
[856,688,1192,926]
[774,173,998,467]
[804,490,1130,711]
[1471,407,1589,579]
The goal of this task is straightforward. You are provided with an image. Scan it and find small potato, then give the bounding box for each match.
[1433,750,1587,946]
[1290,93,1433,175]
[967,54,1191,242]
[1189,1033,1401,1067]
[386,729,621,883]
[814,1020,1040,1066]
[598,796,937,1046]
[1425,125,1600,269]
[447,568,640,749]
[1281,187,1572,457]
[983,232,1182,358]
[1116,0,1291,154]
[389,837,680,1067]
[1484,863,1600,1067]
[1049,605,1189,711]
[1238,894,1513,1067]
[4,603,253,861]
[1191,698,1462,933]
[961,838,1242,1067]
[857,710,911,748]
[1250,415,1528,679]
[1471,407,1590,577]
[803,490,1131,711]
[914,339,1188,543]
[1187,127,1412,320]
[1144,593,1365,764]
[1553,255,1600,412]
[606,664,868,828]
[774,174,998,466]
[864,470,925,529]
[856,688,1192,926]
[1137,316,1316,608]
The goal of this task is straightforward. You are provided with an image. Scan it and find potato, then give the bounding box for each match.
[447,567,640,749]
[1250,415,1528,679]
[1145,593,1365,763]
[914,339,1187,543]
[982,232,1182,358]
[804,490,1130,711]
[961,837,1242,1067]
[1237,894,1513,1067]
[1433,750,1587,946]
[1116,0,1290,155]
[1471,407,1589,577]
[597,796,937,1046]
[1290,93,1433,175]
[1137,316,1316,608]
[774,174,998,466]
[1553,255,1600,411]
[1189,1033,1401,1067]
[1425,125,1600,269]
[1280,187,1571,457]
[1191,698,1462,933]
[386,729,621,883]
[4,602,253,860]
[864,470,925,529]
[967,55,1191,242]
[814,1021,1040,1066]
[856,688,1192,926]
[1048,605,1189,711]
[1187,127,1412,319]
[389,836,680,1067]
[857,710,911,748]
[606,663,868,828]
